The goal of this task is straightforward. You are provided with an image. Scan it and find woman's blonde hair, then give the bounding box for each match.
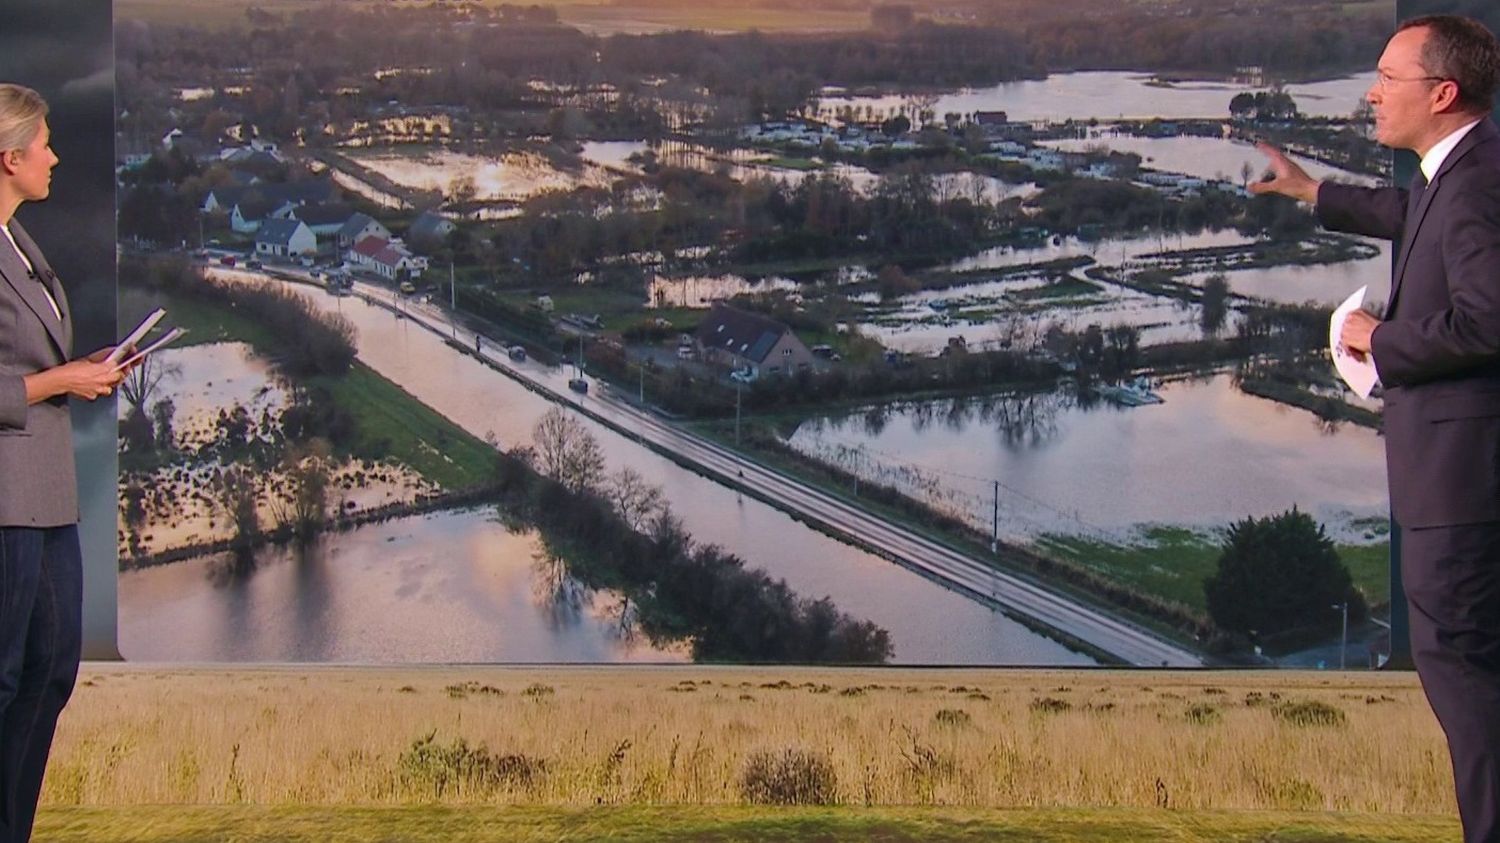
[0,83,48,153]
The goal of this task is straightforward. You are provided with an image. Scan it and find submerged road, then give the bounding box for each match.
[246,265,1202,667]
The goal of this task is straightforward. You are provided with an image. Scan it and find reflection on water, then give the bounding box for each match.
[816,71,1375,123]
[647,274,799,308]
[121,508,685,663]
[347,148,612,202]
[788,373,1388,541]
[1039,134,1380,187]
[124,287,1093,665]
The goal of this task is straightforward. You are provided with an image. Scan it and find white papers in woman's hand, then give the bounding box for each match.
[107,307,166,364]
[1330,286,1379,399]
[113,327,186,371]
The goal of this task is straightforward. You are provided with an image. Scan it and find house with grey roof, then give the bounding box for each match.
[291,202,356,237]
[231,197,293,233]
[692,303,814,379]
[337,213,390,251]
[254,218,317,259]
[406,210,456,251]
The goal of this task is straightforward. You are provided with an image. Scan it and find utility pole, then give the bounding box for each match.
[1332,601,1349,669]
[991,480,1000,554]
[638,361,645,404]
[449,261,457,341]
[734,381,742,446]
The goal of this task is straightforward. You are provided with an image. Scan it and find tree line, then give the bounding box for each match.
[498,408,894,663]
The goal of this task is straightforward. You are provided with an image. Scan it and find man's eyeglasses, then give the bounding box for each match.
[1376,70,1448,91]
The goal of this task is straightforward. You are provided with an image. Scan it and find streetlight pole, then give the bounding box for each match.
[735,380,742,446]
[1332,601,1349,669]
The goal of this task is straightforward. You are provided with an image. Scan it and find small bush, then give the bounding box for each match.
[521,683,555,699]
[933,709,972,728]
[1185,703,1221,725]
[1261,776,1324,810]
[1030,697,1072,714]
[1273,700,1346,727]
[396,733,547,798]
[739,748,839,805]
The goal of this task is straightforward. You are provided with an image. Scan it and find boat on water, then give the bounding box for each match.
[1097,376,1164,407]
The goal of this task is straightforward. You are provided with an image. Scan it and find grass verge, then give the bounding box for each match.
[35,805,1460,842]
[1036,529,1391,613]
[120,283,495,491]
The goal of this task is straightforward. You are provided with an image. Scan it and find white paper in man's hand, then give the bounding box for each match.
[1330,285,1379,399]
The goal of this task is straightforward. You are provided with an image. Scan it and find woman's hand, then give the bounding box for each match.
[23,354,128,403]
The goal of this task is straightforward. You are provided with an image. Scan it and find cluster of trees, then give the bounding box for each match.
[118,257,361,557]
[125,255,356,378]
[1204,507,1368,651]
[118,0,1382,152]
[499,409,893,663]
[1229,89,1301,123]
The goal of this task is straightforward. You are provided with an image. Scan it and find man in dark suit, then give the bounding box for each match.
[1254,15,1500,842]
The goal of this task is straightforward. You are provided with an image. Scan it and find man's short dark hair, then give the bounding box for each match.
[1399,14,1500,112]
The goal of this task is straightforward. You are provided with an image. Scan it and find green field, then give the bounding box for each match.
[35,805,1459,843]
[1036,528,1391,613]
[120,283,495,491]
[310,363,495,490]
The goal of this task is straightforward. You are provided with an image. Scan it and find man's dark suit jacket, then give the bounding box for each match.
[0,218,76,527]
[1318,118,1500,530]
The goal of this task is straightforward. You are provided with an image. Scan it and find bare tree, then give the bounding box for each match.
[531,407,605,493]
[120,352,181,419]
[608,467,665,531]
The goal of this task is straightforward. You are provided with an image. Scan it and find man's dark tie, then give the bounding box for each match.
[1407,169,1429,219]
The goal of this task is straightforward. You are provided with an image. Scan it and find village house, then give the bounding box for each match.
[693,303,815,379]
[347,236,429,282]
[291,203,356,238]
[230,197,295,234]
[254,218,317,260]
[337,213,391,251]
[406,210,456,252]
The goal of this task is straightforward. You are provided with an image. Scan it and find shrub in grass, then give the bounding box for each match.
[1029,697,1072,714]
[1273,699,1346,727]
[933,708,972,728]
[396,732,547,799]
[739,747,839,805]
[1185,703,1221,725]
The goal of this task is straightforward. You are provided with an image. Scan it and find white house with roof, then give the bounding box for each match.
[347,236,428,281]
[291,203,356,238]
[231,197,295,234]
[254,218,317,259]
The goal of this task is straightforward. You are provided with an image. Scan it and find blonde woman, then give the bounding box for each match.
[0,82,124,843]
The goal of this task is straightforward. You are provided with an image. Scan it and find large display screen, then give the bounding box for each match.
[110,0,1404,667]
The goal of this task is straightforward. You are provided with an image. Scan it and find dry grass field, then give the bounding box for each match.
[42,665,1453,817]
